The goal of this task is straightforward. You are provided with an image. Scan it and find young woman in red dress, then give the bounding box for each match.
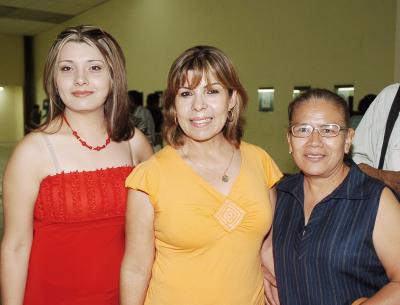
[1,25,152,305]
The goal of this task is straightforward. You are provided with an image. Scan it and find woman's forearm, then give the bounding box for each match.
[120,263,152,305]
[355,282,400,305]
[1,246,31,305]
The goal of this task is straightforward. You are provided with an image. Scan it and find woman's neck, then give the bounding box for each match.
[181,134,233,159]
[303,162,350,204]
[63,109,107,136]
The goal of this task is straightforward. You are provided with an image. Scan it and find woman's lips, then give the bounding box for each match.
[72,90,94,97]
[304,153,325,161]
[190,117,213,127]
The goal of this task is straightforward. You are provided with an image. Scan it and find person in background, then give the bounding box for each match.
[349,94,376,129]
[352,84,400,195]
[146,92,163,147]
[128,90,156,145]
[120,45,282,305]
[1,25,152,305]
[262,89,400,305]
[28,104,42,128]
[42,98,50,119]
[146,92,163,133]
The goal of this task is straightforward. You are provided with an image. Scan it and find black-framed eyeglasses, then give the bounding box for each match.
[289,123,348,138]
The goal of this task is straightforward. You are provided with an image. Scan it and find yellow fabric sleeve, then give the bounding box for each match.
[125,156,160,207]
[260,148,283,188]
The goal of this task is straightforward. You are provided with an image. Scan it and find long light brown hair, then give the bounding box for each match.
[41,25,134,141]
[162,45,248,148]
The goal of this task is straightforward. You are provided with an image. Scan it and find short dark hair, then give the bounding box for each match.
[162,45,248,148]
[146,93,160,107]
[357,94,376,114]
[128,90,143,106]
[288,88,350,127]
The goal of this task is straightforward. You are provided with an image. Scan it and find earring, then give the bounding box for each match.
[227,109,233,122]
[289,151,292,154]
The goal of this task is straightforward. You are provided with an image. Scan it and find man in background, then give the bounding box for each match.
[352,84,400,195]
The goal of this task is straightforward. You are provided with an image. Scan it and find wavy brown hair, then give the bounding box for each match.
[162,45,248,148]
[41,25,134,141]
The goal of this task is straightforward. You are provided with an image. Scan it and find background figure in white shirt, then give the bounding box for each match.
[128,90,156,145]
[352,83,400,194]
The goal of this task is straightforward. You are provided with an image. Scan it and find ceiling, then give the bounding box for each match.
[0,0,108,36]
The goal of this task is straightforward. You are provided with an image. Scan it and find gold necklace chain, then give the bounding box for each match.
[221,146,235,182]
[183,145,235,183]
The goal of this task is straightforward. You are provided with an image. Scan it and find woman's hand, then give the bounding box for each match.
[261,232,280,305]
[351,297,368,305]
[263,264,280,305]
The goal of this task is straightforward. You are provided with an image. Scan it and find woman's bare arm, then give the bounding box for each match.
[354,188,400,305]
[120,190,155,305]
[1,134,45,305]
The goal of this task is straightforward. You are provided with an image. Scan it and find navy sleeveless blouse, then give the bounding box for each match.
[273,161,389,305]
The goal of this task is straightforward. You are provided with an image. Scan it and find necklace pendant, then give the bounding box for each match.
[222,174,229,183]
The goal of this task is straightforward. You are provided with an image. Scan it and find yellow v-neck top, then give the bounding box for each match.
[125,141,282,305]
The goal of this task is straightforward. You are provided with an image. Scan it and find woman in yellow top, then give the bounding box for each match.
[120,45,282,305]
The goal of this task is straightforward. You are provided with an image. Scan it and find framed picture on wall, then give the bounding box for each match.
[335,84,354,113]
[335,85,354,105]
[292,86,311,99]
[258,88,274,112]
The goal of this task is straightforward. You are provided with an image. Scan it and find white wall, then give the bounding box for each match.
[0,86,24,143]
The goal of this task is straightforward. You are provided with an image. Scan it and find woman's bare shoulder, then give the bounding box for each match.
[6,131,53,180]
[128,128,154,164]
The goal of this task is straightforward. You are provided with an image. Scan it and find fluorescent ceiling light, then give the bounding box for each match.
[338,87,354,92]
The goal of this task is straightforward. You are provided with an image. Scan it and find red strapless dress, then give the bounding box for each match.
[23,166,133,305]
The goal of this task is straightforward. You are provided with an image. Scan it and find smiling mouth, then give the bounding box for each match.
[72,90,94,97]
[305,154,324,160]
[190,117,213,126]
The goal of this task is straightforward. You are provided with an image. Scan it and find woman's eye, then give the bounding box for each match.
[207,89,219,94]
[179,91,192,97]
[90,65,102,71]
[321,127,334,134]
[60,66,72,72]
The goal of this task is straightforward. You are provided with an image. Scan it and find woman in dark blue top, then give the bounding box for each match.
[262,89,400,305]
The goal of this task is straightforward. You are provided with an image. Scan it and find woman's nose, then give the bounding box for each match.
[191,93,207,111]
[307,129,324,146]
[74,69,88,86]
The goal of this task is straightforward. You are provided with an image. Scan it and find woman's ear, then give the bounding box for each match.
[344,128,355,154]
[287,132,293,154]
[228,90,237,111]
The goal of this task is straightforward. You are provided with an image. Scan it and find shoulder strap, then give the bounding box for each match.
[378,85,400,169]
[41,134,62,173]
[127,139,134,166]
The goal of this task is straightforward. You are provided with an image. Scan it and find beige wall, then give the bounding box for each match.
[395,0,400,81]
[33,0,396,173]
[0,35,24,142]
[0,34,24,86]
[0,86,24,142]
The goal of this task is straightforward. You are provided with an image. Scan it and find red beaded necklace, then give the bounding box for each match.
[63,115,111,151]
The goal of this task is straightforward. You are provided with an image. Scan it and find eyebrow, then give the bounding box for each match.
[206,82,221,87]
[58,59,105,63]
[178,82,221,89]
